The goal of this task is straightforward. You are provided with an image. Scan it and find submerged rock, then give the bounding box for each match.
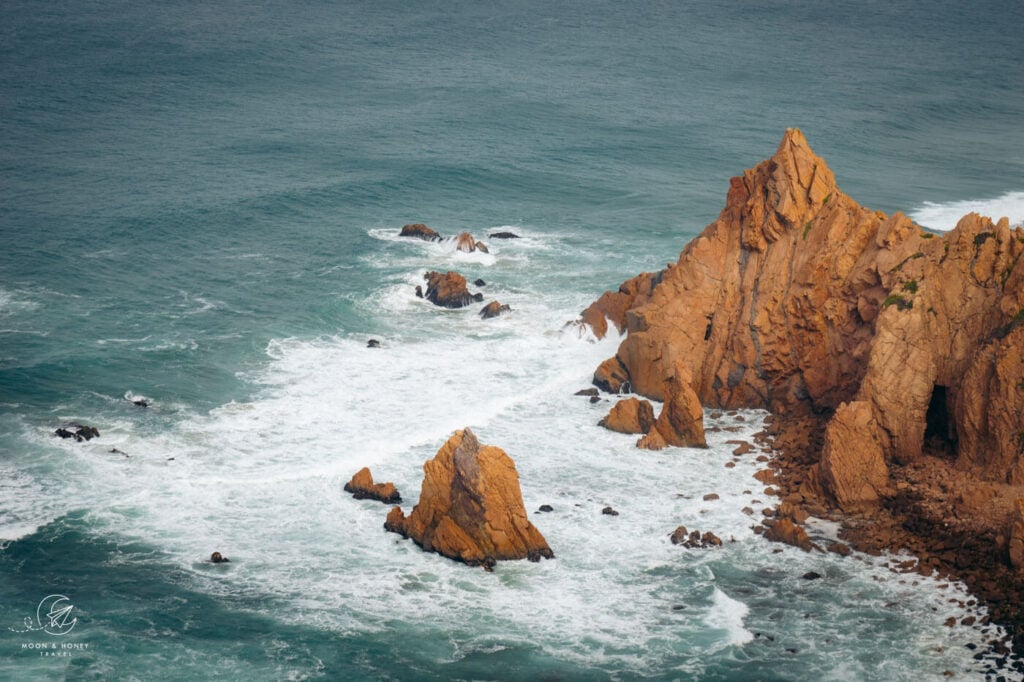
[490,231,520,239]
[344,467,402,504]
[55,423,100,441]
[384,429,553,567]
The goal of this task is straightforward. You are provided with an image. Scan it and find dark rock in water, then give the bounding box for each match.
[367,339,381,348]
[538,504,554,513]
[490,231,520,239]
[474,279,486,287]
[589,396,601,404]
[131,399,149,407]
[480,300,511,319]
[344,467,402,504]
[55,424,100,442]
[415,285,424,298]
[109,448,128,457]
[602,506,619,516]
[802,571,823,580]
[210,551,230,563]
[575,388,600,397]
[399,223,442,241]
[424,271,479,309]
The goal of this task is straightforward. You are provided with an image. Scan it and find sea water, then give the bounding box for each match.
[2,0,1023,679]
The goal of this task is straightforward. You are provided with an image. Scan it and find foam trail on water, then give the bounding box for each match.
[705,587,754,647]
[910,190,1024,231]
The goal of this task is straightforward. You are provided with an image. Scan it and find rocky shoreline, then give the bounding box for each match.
[763,413,1024,674]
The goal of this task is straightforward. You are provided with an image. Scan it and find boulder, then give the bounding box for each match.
[490,231,520,239]
[423,271,483,309]
[637,363,706,449]
[480,301,511,319]
[344,467,401,504]
[598,397,655,435]
[384,429,553,567]
[399,223,442,241]
[475,241,489,254]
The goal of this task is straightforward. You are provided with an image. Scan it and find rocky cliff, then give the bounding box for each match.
[583,129,1024,648]
[385,428,553,568]
[585,128,1024,492]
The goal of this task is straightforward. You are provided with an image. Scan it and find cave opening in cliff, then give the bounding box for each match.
[924,384,956,456]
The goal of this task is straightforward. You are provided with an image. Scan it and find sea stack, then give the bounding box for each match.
[384,428,553,568]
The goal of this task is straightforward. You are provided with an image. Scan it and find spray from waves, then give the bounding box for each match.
[909,190,1024,231]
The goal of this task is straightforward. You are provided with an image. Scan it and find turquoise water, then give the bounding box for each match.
[2,1,1023,679]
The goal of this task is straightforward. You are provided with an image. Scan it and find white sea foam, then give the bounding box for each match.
[705,587,754,647]
[9,244,1015,679]
[0,288,39,316]
[910,190,1024,232]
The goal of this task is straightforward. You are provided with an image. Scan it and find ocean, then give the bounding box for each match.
[2,0,1023,679]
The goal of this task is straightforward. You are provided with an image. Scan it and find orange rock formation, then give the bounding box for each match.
[344,467,401,504]
[423,271,484,309]
[385,429,554,568]
[585,128,1024,498]
[598,397,655,435]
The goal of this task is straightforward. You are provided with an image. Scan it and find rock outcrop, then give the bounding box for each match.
[385,429,553,568]
[423,271,484,309]
[598,397,655,435]
[581,127,1024,653]
[670,525,722,548]
[585,128,1024,489]
[400,223,442,241]
[344,467,401,504]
